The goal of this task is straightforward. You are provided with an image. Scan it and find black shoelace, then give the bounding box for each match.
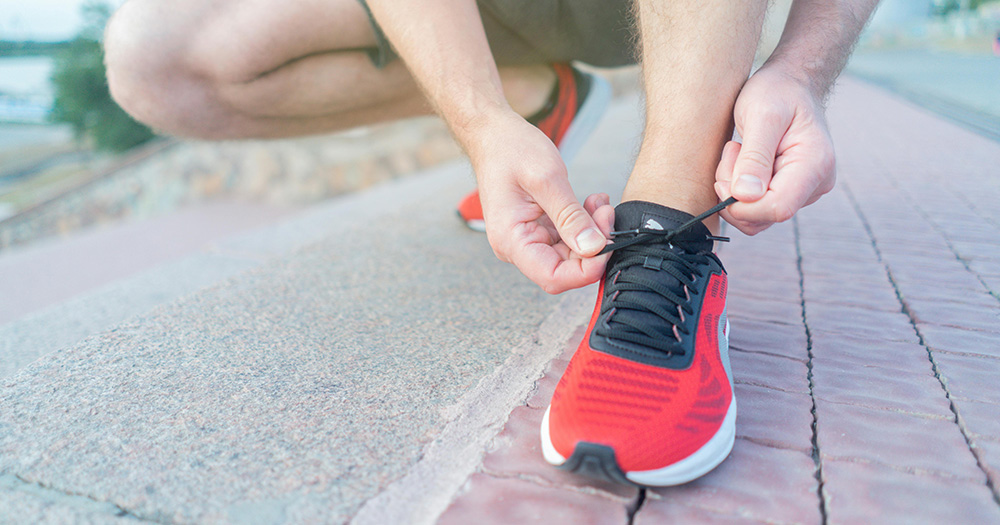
[593,197,737,355]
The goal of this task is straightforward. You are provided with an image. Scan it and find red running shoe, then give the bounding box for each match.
[456,63,612,231]
[541,199,736,487]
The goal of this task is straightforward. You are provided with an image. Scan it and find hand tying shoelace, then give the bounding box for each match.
[593,197,737,355]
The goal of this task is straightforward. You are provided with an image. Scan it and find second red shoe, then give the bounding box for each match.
[456,63,611,232]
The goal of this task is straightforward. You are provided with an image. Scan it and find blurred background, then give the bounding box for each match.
[0,0,998,322]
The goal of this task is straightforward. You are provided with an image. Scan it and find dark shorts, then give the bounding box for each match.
[357,0,638,69]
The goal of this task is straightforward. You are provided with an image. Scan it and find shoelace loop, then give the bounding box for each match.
[593,197,737,355]
[598,197,737,255]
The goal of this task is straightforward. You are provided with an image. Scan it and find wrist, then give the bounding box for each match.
[449,102,519,157]
[757,55,829,104]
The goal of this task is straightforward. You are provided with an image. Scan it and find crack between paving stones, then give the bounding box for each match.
[934,348,1000,362]
[735,378,809,395]
[949,187,1000,234]
[735,435,812,455]
[811,398,954,421]
[819,454,987,483]
[792,216,830,524]
[479,468,646,524]
[478,467,636,505]
[842,182,1000,507]
[731,346,809,364]
[626,488,645,525]
[3,472,162,523]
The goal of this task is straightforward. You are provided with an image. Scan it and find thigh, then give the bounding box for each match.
[114,0,378,83]
[478,0,638,67]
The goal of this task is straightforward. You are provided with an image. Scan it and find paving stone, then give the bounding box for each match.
[812,362,952,418]
[892,266,987,293]
[801,258,886,280]
[797,230,876,248]
[951,241,1000,262]
[904,297,1000,334]
[643,440,820,524]
[954,399,1000,442]
[815,401,984,481]
[980,275,1000,296]
[933,352,1000,405]
[725,294,804,325]
[885,254,976,276]
[480,406,637,501]
[974,439,1000,486]
[876,245,958,267]
[916,322,1000,359]
[437,473,631,525]
[634,500,772,524]
[734,384,814,453]
[727,318,808,362]
[968,259,1000,279]
[727,277,802,303]
[725,262,801,285]
[810,333,934,376]
[894,277,996,305]
[822,460,1000,525]
[801,275,902,313]
[731,351,810,394]
[805,303,918,343]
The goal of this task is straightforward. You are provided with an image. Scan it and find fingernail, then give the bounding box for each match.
[576,228,604,254]
[734,174,764,197]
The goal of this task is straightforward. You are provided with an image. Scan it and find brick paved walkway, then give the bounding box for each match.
[439,78,1000,523]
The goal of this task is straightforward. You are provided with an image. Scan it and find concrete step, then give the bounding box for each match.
[0,199,296,325]
[0,95,640,522]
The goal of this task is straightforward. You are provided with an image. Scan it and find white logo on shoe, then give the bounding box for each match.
[643,218,664,230]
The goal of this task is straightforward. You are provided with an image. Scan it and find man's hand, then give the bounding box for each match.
[466,110,614,294]
[714,64,836,235]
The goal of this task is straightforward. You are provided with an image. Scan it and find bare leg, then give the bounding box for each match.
[622,1,768,232]
[104,0,554,139]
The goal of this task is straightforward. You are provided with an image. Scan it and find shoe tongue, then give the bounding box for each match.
[614,201,714,252]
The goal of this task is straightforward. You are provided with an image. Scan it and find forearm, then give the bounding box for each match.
[766,0,880,101]
[364,0,509,146]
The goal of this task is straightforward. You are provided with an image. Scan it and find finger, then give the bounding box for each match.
[731,109,790,202]
[584,193,610,216]
[527,175,606,257]
[726,161,822,228]
[592,203,615,237]
[509,238,609,294]
[715,140,740,186]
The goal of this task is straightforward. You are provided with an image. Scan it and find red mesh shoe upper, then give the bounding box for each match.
[549,273,731,472]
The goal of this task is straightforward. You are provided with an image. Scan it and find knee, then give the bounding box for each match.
[104,2,229,138]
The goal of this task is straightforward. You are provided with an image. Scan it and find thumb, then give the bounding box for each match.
[532,175,606,257]
[731,112,788,202]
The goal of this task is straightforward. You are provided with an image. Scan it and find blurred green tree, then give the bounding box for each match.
[50,2,155,152]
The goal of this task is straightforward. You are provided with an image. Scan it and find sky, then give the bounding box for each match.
[0,0,125,41]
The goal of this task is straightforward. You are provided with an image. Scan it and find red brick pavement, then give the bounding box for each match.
[436,78,1000,523]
